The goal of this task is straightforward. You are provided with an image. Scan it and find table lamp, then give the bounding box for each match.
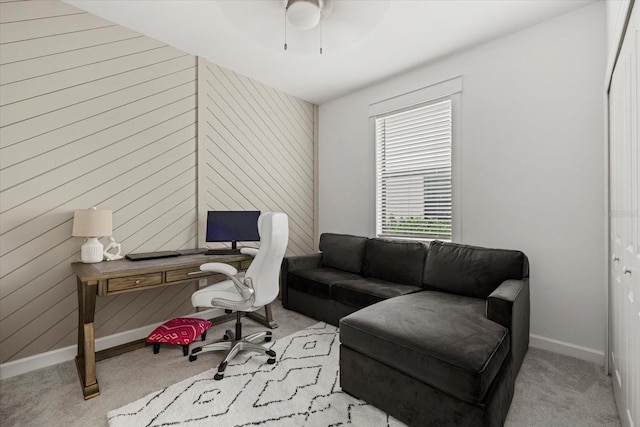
[72,207,112,263]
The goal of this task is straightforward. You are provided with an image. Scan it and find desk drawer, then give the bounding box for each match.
[166,260,248,283]
[166,267,213,283]
[107,273,162,293]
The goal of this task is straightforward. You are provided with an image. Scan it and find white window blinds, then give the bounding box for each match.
[375,98,452,240]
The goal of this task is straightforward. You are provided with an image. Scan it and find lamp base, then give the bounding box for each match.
[81,237,104,263]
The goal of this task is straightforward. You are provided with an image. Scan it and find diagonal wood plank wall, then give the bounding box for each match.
[0,0,314,365]
[197,59,315,257]
[0,0,198,364]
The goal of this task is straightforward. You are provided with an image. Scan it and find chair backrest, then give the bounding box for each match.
[245,212,289,307]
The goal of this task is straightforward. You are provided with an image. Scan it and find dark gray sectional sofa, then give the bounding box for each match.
[281,233,428,325]
[280,233,529,427]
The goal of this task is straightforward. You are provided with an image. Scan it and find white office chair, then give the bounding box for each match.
[189,212,289,380]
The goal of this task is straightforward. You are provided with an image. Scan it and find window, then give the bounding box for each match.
[375,98,452,240]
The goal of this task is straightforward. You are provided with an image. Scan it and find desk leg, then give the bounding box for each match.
[75,277,99,399]
[247,303,278,329]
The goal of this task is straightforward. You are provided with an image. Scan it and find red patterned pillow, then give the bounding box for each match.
[147,317,211,348]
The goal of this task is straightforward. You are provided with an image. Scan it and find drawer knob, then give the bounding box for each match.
[623,268,632,275]
[135,280,141,284]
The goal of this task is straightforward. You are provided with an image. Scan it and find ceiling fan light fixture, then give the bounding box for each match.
[286,0,321,30]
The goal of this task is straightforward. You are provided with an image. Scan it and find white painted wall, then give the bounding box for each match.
[318,3,607,362]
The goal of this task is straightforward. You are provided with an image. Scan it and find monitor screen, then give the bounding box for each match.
[205,211,260,244]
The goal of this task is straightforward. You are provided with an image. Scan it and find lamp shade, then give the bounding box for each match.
[72,208,112,237]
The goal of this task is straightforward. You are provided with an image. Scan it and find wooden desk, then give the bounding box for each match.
[71,254,277,400]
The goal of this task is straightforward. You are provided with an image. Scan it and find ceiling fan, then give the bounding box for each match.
[285,0,333,30]
[284,0,333,53]
[216,0,389,56]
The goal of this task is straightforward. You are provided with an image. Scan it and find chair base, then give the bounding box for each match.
[189,329,276,380]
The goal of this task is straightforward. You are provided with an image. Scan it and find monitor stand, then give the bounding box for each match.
[205,241,241,255]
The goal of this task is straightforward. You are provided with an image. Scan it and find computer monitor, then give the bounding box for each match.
[205,210,260,249]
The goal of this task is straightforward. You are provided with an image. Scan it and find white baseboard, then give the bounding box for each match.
[529,334,605,365]
[0,308,223,380]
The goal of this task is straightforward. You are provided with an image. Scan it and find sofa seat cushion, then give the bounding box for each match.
[288,267,361,300]
[339,291,510,404]
[332,278,422,308]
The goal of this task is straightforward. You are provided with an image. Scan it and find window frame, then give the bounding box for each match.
[368,77,462,243]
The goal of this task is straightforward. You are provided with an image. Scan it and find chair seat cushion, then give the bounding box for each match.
[288,267,361,300]
[339,291,510,404]
[146,317,211,346]
[332,278,422,308]
[191,280,247,308]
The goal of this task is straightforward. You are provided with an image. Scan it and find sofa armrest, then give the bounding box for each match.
[284,253,323,272]
[486,279,530,375]
[280,254,323,308]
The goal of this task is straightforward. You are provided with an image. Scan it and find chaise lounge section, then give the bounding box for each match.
[281,233,529,426]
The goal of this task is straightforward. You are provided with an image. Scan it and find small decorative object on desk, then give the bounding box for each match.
[146,318,212,356]
[103,237,123,261]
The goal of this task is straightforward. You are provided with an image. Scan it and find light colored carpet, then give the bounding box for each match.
[0,302,620,426]
[108,323,403,426]
[506,346,621,426]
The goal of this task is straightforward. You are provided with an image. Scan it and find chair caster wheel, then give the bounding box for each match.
[265,336,272,342]
[214,373,224,380]
[223,335,230,341]
[189,355,197,362]
[266,349,276,358]
[267,358,276,365]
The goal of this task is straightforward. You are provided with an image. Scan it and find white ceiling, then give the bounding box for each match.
[64,0,596,104]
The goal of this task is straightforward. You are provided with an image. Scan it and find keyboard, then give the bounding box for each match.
[177,248,207,256]
[205,248,241,255]
[125,251,181,261]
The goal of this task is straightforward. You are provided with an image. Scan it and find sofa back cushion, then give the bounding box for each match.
[363,238,428,286]
[319,233,368,274]
[423,241,526,299]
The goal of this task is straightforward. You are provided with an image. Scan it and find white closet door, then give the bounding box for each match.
[609,6,639,427]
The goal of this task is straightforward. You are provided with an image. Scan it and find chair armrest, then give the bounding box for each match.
[240,248,259,257]
[486,278,530,374]
[200,262,238,277]
[200,262,250,297]
[280,253,323,308]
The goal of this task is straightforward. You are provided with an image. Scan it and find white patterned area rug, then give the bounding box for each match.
[107,322,404,427]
